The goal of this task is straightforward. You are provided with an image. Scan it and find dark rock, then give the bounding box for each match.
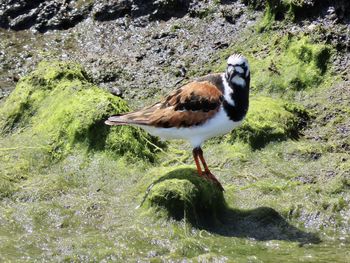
[8,7,39,30]
[1,0,349,32]
[241,0,266,10]
[0,0,92,32]
[0,0,43,29]
[213,41,229,50]
[92,0,132,21]
[220,3,245,24]
[149,0,191,20]
[0,0,192,31]
[110,87,123,96]
[266,0,350,23]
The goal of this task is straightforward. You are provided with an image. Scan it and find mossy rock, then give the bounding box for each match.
[209,34,332,95]
[143,168,226,226]
[251,36,331,93]
[0,61,158,160]
[229,96,309,149]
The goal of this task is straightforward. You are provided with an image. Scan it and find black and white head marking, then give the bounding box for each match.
[225,54,250,87]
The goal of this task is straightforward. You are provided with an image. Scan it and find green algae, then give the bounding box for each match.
[0,61,158,161]
[0,61,162,202]
[141,167,225,226]
[230,96,309,148]
[222,137,350,232]
[199,32,333,98]
[250,36,332,93]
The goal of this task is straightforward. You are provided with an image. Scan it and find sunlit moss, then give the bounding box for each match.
[0,61,159,160]
[229,96,309,148]
[203,33,332,96]
[140,167,226,226]
[250,36,332,93]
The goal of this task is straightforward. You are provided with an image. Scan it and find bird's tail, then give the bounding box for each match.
[105,113,149,126]
[105,115,130,126]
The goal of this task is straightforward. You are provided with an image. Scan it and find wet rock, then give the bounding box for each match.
[262,0,350,23]
[149,0,191,20]
[241,0,266,10]
[220,3,245,24]
[109,86,123,96]
[92,0,132,21]
[0,0,92,31]
[0,0,192,31]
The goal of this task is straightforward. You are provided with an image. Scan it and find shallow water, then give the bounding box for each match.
[1,150,349,262]
[1,204,350,262]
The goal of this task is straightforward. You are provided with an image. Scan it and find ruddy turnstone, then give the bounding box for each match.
[105,54,250,191]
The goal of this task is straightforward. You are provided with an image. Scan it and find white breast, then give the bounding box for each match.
[139,106,242,148]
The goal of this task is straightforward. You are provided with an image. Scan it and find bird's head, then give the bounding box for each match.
[225,54,250,87]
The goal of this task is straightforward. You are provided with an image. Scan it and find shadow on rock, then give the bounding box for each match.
[141,167,320,245]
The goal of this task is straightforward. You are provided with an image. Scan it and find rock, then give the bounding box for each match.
[0,61,159,160]
[149,0,191,20]
[260,0,350,24]
[0,0,192,31]
[92,0,132,21]
[144,168,226,225]
[0,0,92,31]
[110,86,123,96]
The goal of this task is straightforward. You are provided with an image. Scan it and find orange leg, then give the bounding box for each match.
[193,147,224,191]
[192,148,204,177]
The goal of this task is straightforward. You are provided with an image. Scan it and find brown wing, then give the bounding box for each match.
[106,81,223,128]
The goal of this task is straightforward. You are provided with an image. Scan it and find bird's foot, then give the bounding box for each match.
[203,171,224,191]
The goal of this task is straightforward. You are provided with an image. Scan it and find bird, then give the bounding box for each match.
[105,54,250,191]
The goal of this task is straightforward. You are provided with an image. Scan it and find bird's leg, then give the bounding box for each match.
[197,147,224,191]
[192,148,204,177]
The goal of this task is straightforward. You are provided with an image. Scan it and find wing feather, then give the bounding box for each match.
[106,81,223,128]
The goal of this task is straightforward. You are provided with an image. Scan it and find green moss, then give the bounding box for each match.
[245,178,299,194]
[202,33,332,96]
[142,167,226,226]
[250,36,332,93]
[0,61,158,160]
[14,173,82,201]
[229,96,309,149]
[175,238,207,258]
